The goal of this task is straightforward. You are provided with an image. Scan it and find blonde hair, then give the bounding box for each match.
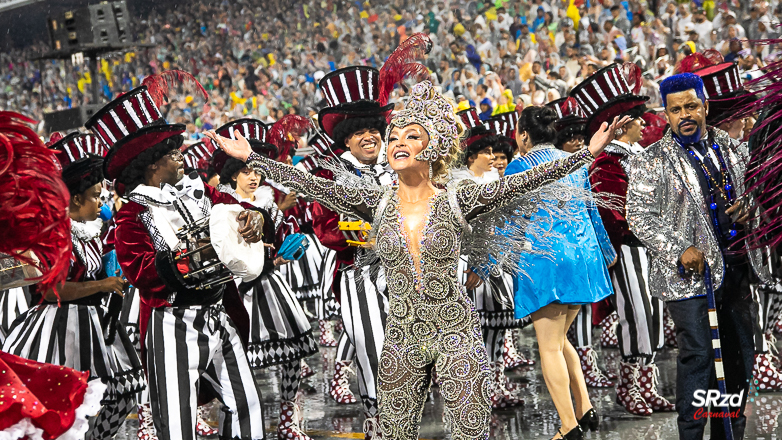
[386,81,467,183]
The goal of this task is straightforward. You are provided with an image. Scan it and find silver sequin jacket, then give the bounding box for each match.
[625,127,772,301]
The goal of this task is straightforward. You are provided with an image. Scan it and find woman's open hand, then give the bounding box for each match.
[205,129,253,162]
[588,115,633,158]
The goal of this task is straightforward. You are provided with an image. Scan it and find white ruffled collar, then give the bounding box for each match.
[129,173,205,207]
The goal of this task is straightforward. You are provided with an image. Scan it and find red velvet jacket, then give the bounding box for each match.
[113,183,252,357]
[589,151,634,253]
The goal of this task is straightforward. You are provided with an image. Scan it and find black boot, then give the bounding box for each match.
[577,408,599,431]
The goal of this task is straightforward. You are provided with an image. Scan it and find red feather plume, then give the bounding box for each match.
[45,132,64,148]
[0,112,71,296]
[674,50,724,74]
[378,33,433,106]
[639,112,668,148]
[268,115,312,162]
[141,70,208,109]
[620,63,643,95]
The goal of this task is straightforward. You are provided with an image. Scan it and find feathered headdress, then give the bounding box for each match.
[0,112,71,295]
[377,33,433,106]
[674,49,724,74]
[141,70,209,108]
[267,115,312,161]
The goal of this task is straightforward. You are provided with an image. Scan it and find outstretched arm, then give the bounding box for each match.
[458,116,630,220]
[206,130,384,222]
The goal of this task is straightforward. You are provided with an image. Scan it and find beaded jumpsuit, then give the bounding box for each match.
[245,147,596,439]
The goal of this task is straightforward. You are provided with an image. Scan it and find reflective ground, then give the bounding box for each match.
[116,327,782,439]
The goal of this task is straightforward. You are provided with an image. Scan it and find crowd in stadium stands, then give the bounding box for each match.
[1,0,781,136]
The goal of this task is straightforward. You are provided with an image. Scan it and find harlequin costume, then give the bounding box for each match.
[213,117,318,440]
[571,63,675,414]
[86,81,266,440]
[452,107,523,410]
[299,133,342,348]
[3,131,146,440]
[0,111,106,440]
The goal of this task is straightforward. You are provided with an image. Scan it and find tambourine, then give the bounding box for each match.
[0,252,42,290]
[338,217,372,247]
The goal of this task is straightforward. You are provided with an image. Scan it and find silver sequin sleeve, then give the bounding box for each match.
[625,153,692,267]
[456,148,595,221]
[246,152,384,223]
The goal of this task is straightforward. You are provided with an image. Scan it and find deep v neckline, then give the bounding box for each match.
[396,190,441,280]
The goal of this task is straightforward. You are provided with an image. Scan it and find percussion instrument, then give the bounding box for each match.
[155,216,236,296]
[277,233,310,261]
[339,216,372,247]
[0,252,42,290]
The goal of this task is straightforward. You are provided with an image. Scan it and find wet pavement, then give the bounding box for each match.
[115,327,782,439]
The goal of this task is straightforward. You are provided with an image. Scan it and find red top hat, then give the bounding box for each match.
[298,155,320,173]
[182,140,216,171]
[85,85,185,180]
[317,66,394,138]
[457,107,494,147]
[308,131,334,156]
[546,97,587,132]
[696,62,743,99]
[215,118,268,142]
[570,63,649,136]
[485,110,519,139]
[49,132,107,169]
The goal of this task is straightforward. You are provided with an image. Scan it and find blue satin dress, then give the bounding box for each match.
[505,144,616,319]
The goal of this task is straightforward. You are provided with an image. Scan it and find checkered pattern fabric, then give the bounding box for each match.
[89,394,135,440]
[280,361,302,401]
[246,332,318,368]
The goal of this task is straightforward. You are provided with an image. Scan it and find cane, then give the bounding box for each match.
[703,262,734,440]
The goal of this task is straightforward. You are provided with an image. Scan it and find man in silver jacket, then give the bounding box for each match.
[626,73,772,440]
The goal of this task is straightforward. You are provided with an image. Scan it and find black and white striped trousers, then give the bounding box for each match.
[569,304,593,348]
[753,285,782,353]
[315,249,340,321]
[611,245,663,360]
[146,304,265,440]
[339,263,388,414]
[0,287,29,343]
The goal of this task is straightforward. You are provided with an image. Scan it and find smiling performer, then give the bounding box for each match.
[87,77,267,440]
[3,131,146,440]
[626,73,773,440]
[306,35,434,436]
[209,79,626,440]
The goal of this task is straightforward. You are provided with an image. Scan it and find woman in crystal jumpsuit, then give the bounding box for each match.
[207,81,626,440]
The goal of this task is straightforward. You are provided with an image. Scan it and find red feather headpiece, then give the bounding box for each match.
[377,33,433,106]
[267,115,312,162]
[675,49,724,74]
[141,70,208,108]
[0,112,71,296]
